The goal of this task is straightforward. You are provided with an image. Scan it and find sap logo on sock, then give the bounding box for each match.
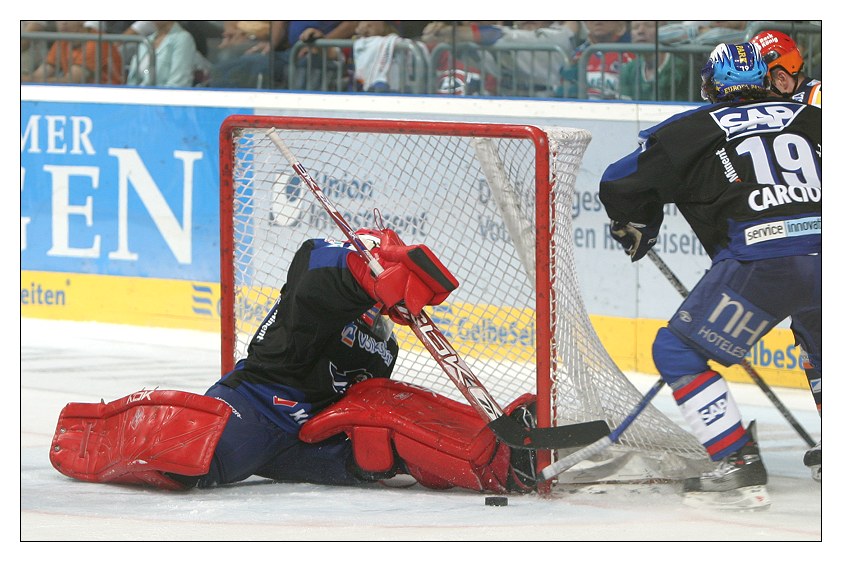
[699,393,728,425]
[710,101,804,140]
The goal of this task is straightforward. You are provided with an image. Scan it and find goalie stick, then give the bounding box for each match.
[647,250,816,448]
[265,128,609,451]
[538,378,666,481]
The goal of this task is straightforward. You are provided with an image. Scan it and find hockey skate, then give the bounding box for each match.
[682,421,770,510]
[803,440,821,482]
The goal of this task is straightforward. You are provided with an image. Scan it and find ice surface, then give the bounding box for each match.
[20,319,824,546]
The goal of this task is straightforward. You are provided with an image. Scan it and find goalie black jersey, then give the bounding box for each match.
[220,238,398,428]
[600,99,821,263]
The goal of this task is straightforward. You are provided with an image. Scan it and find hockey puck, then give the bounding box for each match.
[485,496,508,506]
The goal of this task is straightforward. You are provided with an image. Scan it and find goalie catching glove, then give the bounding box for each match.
[347,228,459,321]
[609,219,661,262]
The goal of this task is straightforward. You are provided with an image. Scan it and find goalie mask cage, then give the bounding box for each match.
[219,115,709,485]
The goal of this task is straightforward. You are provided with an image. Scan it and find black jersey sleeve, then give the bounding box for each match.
[599,139,680,228]
[242,239,378,380]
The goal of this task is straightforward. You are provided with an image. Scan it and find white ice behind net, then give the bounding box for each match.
[225,124,709,483]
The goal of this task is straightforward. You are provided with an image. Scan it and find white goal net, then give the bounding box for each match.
[219,116,709,485]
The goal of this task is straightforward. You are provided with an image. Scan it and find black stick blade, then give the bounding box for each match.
[487,416,610,450]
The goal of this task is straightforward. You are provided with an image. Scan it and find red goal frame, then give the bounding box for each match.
[219,115,558,472]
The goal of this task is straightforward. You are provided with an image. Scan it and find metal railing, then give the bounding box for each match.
[429,41,571,97]
[21,31,155,85]
[287,38,432,93]
[575,42,711,101]
[575,22,822,101]
[21,21,820,99]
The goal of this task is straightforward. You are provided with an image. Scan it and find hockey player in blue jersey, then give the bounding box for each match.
[49,227,541,495]
[599,42,821,509]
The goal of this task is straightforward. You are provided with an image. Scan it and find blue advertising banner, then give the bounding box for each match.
[21,101,239,281]
[19,87,807,388]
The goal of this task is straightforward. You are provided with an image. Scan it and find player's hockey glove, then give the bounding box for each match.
[609,220,660,262]
[348,228,459,323]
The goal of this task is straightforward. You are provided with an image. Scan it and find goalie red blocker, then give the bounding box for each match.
[299,378,537,493]
[347,227,459,321]
[50,390,230,490]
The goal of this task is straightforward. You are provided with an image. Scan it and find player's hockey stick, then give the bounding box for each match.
[538,378,666,481]
[647,250,816,448]
[265,129,609,450]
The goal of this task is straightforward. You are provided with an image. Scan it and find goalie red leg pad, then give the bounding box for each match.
[298,378,509,493]
[50,389,231,490]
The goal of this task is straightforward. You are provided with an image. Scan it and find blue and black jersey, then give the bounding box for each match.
[600,98,821,263]
[219,238,398,431]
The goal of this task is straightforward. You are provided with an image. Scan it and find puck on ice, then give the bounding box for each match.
[485,496,508,506]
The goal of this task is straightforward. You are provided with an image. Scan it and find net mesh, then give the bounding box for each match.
[222,119,709,483]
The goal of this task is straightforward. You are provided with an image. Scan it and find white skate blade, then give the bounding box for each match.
[682,485,771,511]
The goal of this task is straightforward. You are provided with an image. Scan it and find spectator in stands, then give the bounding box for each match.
[421,21,501,95]
[207,20,282,88]
[208,21,358,90]
[619,21,690,101]
[423,21,578,97]
[558,21,634,99]
[211,21,264,65]
[21,20,123,85]
[125,21,198,88]
[21,21,56,76]
[351,21,402,92]
[500,21,580,96]
[355,20,400,38]
[395,21,433,41]
[178,21,220,60]
[693,21,748,45]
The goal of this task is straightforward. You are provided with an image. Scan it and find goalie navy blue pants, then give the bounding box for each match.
[195,382,360,488]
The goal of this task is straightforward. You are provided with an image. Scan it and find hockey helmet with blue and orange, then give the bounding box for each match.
[700,42,768,103]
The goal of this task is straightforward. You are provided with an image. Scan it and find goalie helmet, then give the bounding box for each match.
[355,228,383,252]
[700,42,768,103]
[751,30,804,78]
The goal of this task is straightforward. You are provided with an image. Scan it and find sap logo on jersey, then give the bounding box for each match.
[699,393,729,425]
[710,101,805,140]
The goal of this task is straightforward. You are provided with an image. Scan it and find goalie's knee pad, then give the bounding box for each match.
[50,390,231,490]
[299,378,537,494]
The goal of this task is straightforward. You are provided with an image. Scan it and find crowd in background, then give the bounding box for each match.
[20,20,822,102]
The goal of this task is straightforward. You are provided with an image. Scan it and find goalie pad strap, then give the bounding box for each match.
[299,378,510,492]
[50,390,231,490]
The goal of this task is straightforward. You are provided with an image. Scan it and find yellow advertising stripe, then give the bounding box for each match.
[20,272,807,389]
[20,271,221,332]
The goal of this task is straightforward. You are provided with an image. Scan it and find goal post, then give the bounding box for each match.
[219,115,709,485]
